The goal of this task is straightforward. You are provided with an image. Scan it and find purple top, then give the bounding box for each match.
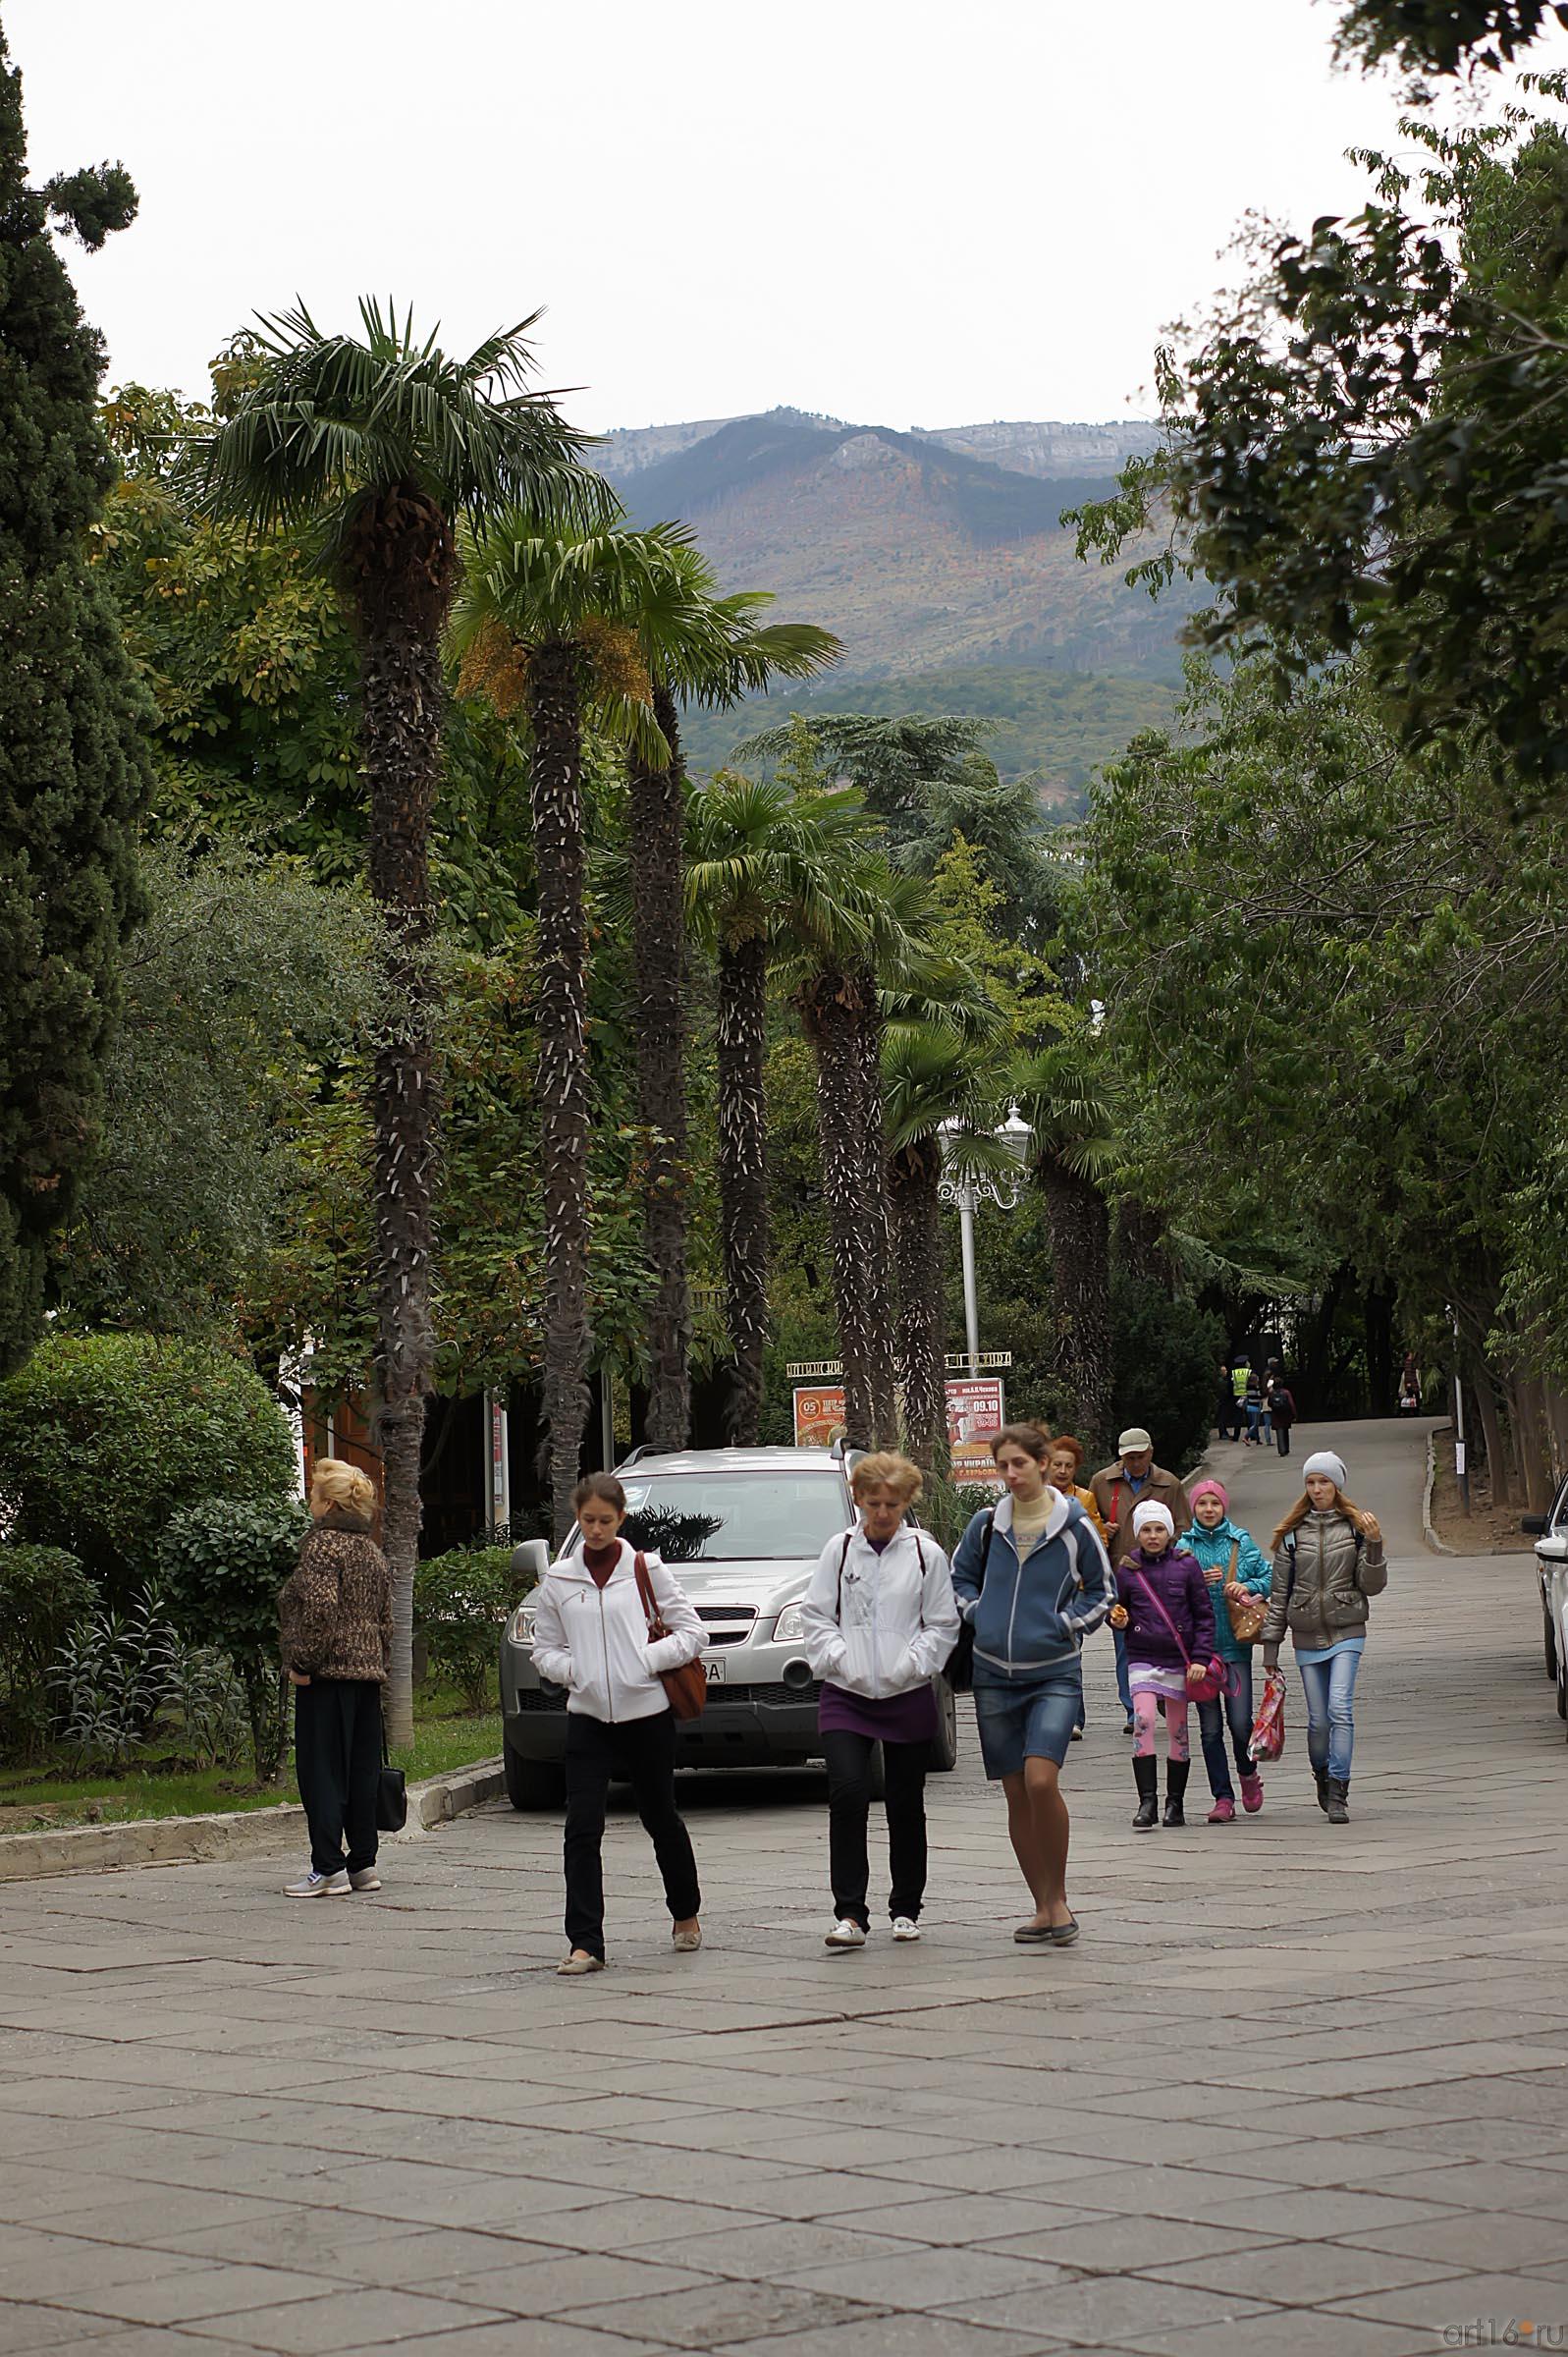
[818,1681,939,1745]
[1117,1545,1217,1672]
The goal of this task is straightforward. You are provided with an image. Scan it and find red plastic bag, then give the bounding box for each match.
[1249,1668,1286,1763]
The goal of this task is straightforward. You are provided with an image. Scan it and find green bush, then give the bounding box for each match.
[414,1547,520,1712]
[158,1495,309,1781]
[0,1543,95,1759]
[1109,1274,1223,1477]
[0,1334,297,1599]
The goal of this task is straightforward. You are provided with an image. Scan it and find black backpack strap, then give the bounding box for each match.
[978,1509,995,1584]
[836,1528,853,1617]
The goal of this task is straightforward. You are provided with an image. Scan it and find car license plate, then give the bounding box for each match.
[704,1656,725,1684]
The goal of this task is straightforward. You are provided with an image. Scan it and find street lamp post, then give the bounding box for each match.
[938,1108,1032,1376]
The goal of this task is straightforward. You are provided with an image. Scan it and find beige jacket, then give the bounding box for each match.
[1089,1461,1193,1572]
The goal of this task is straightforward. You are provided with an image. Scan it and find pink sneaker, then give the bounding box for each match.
[1207,1796,1236,1825]
[1239,1773,1264,1814]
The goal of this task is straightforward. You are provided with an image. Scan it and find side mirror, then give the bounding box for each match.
[1533,1534,1568,1564]
[512,1538,550,1586]
[1521,1515,1548,1536]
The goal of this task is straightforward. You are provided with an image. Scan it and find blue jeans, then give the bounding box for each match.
[1298,1647,1362,1782]
[1074,1621,1132,1729]
[1198,1660,1256,1800]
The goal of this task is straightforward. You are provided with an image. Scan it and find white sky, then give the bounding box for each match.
[2,0,1516,435]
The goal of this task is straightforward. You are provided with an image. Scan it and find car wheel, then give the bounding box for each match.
[1547,1606,1561,1683]
[929,1673,959,1773]
[1557,1653,1567,1726]
[504,1746,567,1811]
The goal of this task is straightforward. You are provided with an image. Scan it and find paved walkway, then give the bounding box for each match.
[2,1417,1567,2357]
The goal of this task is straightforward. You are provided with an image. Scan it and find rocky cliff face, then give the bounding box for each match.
[916,417,1162,478]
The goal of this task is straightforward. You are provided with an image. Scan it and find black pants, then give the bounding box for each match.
[295,1678,382,1876]
[823,1729,929,1930]
[1276,1425,1292,1456]
[564,1710,701,1961]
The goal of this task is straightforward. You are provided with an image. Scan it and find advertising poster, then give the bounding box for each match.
[792,1377,1005,1488]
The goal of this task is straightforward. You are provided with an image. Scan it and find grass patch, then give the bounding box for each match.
[0,1684,500,1835]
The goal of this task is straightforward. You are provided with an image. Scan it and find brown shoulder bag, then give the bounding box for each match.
[633,1553,708,1721]
[1221,1539,1269,1645]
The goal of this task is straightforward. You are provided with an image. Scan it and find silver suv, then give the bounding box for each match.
[499,1444,959,1807]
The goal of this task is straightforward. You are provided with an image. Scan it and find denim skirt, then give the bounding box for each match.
[973,1666,1084,1779]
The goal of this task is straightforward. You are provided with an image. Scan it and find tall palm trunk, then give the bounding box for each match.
[350,485,453,1747]
[800,961,883,1449]
[889,1135,946,1470]
[852,964,898,1449]
[527,640,592,1544]
[1039,1155,1111,1452]
[717,934,769,1443]
[628,681,690,1452]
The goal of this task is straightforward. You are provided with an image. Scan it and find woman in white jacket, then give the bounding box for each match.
[530,1472,706,1976]
[800,1453,959,1950]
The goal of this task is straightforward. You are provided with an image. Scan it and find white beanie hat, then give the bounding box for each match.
[1303,1450,1348,1491]
[1131,1499,1174,1539]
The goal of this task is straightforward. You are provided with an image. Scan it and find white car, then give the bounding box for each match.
[1523,1477,1568,1734]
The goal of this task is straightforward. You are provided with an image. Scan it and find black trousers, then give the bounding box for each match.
[823,1729,929,1930]
[1276,1424,1292,1456]
[295,1677,382,1876]
[564,1710,701,1960]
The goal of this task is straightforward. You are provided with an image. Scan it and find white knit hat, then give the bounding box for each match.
[1131,1499,1174,1539]
[1303,1450,1348,1491]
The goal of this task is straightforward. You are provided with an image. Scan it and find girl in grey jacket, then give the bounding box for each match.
[1260,1449,1386,1824]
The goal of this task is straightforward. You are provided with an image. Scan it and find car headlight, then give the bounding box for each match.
[509,1605,537,1645]
[773,1603,807,1643]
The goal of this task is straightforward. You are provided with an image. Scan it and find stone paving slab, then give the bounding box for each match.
[2,1417,1566,2351]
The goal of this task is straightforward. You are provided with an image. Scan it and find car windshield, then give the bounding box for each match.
[613,1474,845,1562]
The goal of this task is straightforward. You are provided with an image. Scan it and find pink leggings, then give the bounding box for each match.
[1132,1689,1190,1762]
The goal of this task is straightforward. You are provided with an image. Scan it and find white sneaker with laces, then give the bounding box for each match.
[891,1917,921,1942]
[824,1918,867,1949]
[285,1868,351,1897]
[348,1869,381,1892]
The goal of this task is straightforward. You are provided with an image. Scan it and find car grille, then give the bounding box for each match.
[513,1679,818,1715]
[693,1606,758,1647]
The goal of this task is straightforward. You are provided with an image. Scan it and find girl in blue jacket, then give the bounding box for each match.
[1181,1478,1272,1823]
[951,1422,1113,1947]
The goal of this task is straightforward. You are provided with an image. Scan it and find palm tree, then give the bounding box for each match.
[623,554,838,1453]
[186,298,603,1741]
[685,774,869,1442]
[1016,1045,1120,1449]
[882,1024,1012,1470]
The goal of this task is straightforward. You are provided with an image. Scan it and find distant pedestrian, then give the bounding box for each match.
[1243,1365,1265,1447]
[1229,1357,1252,1442]
[1217,1361,1237,1443]
[1267,1372,1297,1457]
[531,1473,705,1974]
[1108,1501,1220,1830]
[1260,1450,1386,1825]
[952,1423,1113,1946]
[800,1453,958,1951]
[1090,1430,1193,1733]
[1180,1479,1272,1822]
[278,1457,392,1899]
[1397,1373,1422,1416]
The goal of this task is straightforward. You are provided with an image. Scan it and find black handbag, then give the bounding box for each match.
[947,1511,995,1691]
[376,1710,407,1834]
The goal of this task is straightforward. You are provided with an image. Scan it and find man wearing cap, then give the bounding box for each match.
[1090,1430,1194,1733]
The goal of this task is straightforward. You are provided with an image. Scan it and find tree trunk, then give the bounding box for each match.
[353,496,451,1746]
[628,682,690,1452]
[1514,1370,1553,1513]
[717,934,770,1444]
[852,962,898,1448]
[1039,1155,1111,1451]
[1364,1276,1395,1414]
[799,961,878,1448]
[890,1137,946,1471]
[527,641,593,1546]
[1469,1350,1511,1507]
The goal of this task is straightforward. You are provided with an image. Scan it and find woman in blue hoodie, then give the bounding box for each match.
[1181,1477,1272,1823]
[951,1423,1113,1947]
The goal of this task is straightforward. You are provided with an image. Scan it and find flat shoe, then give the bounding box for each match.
[1013,1922,1054,1944]
[556,1952,606,1976]
[1048,1914,1080,1946]
[672,1927,701,1952]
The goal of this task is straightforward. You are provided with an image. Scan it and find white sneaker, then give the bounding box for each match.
[348,1869,381,1892]
[891,1917,921,1942]
[824,1918,867,1949]
[285,1868,351,1897]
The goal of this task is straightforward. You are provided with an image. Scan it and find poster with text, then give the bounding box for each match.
[792,1377,1005,1487]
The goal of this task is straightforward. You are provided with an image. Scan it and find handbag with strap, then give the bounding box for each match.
[947,1511,994,1692]
[375,1709,407,1834]
[1125,1563,1227,1703]
[632,1553,707,1722]
[1218,1539,1270,1646]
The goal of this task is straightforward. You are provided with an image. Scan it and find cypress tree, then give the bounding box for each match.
[0,23,146,1373]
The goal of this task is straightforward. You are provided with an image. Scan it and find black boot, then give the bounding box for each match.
[1325,1777,1350,1825]
[1315,1765,1330,1813]
[1132,1754,1159,1831]
[1162,1759,1189,1828]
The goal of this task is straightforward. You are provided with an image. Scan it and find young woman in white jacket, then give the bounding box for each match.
[529,1472,706,1975]
[800,1453,959,1950]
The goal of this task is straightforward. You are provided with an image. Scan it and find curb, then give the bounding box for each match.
[1424,1426,1458,1557]
[0,1752,508,1885]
